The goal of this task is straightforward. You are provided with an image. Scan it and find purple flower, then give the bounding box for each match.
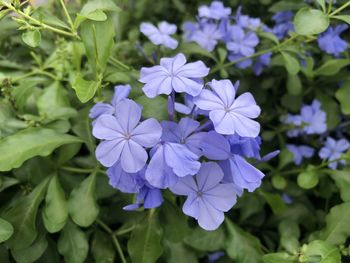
[300,100,327,135]
[253,52,272,76]
[237,15,261,30]
[139,53,209,98]
[286,144,314,165]
[92,99,162,172]
[318,24,348,57]
[174,94,208,117]
[194,79,261,137]
[107,162,143,193]
[319,137,350,169]
[89,84,131,120]
[161,117,206,156]
[198,1,232,20]
[182,22,199,41]
[272,11,294,40]
[226,25,259,57]
[228,54,253,69]
[140,21,178,49]
[191,23,222,52]
[170,162,238,230]
[228,134,261,159]
[282,114,303,138]
[201,131,265,192]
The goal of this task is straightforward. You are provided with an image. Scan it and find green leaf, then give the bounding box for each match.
[316,92,340,130]
[269,1,307,12]
[11,229,48,263]
[315,59,350,76]
[326,169,350,202]
[0,128,82,171]
[2,177,50,250]
[128,212,163,263]
[259,31,280,44]
[294,8,329,35]
[335,81,350,115]
[80,0,120,15]
[319,202,350,245]
[316,0,326,12]
[72,75,100,103]
[260,191,287,214]
[57,221,89,263]
[163,240,198,263]
[91,230,115,263]
[297,170,319,189]
[0,176,20,192]
[184,226,225,252]
[281,52,300,75]
[72,108,95,153]
[279,220,300,253]
[225,219,263,263]
[332,15,350,24]
[263,253,296,263]
[68,172,99,227]
[301,240,341,263]
[286,73,302,95]
[135,95,168,121]
[178,42,217,61]
[42,175,68,233]
[0,218,14,243]
[278,149,294,169]
[22,30,41,48]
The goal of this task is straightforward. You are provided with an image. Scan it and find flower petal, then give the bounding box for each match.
[204,184,237,211]
[131,118,162,147]
[107,162,140,193]
[232,92,261,118]
[200,131,230,160]
[170,174,197,195]
[210,79,236,107]
[194,89,224,111]
[115,99,142,133]
[120,140,148,173]
[96,139,125,167]
[197,199,224,231]
[92,115,124,140]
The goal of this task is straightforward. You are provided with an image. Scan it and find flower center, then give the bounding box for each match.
[197,191,203,197]
[124,133,132,140]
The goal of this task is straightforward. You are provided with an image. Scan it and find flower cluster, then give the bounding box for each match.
[90,53,271,230]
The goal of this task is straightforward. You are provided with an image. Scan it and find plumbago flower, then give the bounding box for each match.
[318,24,348,57]
[91,52,272,231]
[140,21,178,49]
[319,137,350,169]
[287,144,314,165]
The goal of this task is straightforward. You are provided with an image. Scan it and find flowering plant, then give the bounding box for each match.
[1,0,350,262]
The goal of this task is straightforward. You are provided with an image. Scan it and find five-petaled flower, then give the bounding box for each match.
[140,21,178,49]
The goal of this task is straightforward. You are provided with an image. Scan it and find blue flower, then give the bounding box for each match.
[170,162,238,231]
[139,53,209,98]
[318,24,348,57]
[286,144,314,165]
[226,25,259,57]
[300,100,327,135]
[228,134,261,159]
[194,79,261,137]
[198,1,232,20]
[319,137,350,169]
[282,114,303,138]
[92,99,162,172]
[253,52,272,76]
[140,21,178,49]
[201,131,265,192]
[272,11,294,40]
[191,23,222,52]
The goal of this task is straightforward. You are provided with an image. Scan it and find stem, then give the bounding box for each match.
[114,225,135,236]
[12,69,58,82]
[96,220,127,263]
[330,0,350,16]
[59,0,75,32]
[210,35,298,74]
[109,57,131,71]
[60,166,94,173]
[1,1,78,38]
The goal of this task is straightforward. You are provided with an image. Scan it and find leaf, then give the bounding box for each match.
[260,191,287,214]
[332,15,350,24]
[281,52,300,75]
[0,128,82,171]
[42,175,68,233]
[269,1,307,12]
[286,73,302,95]
[72,75,100,103]
[326,169,350,202]
[0,176,20,192]
[297,170,319,189]
[178,42,217,61]
[316,0,326,12]
[22,30,41,48]
[315,92,340,130]
[263,253,296,263]
[72,107,95,153]
[2,177,50,250]
[279,220,300,253]
[0,218,14,243]
[91,230,115,263]
[75,10,108,27]
[80,0,120,15]
[128,212,163,263]
[184,226,225,252]
[163,240,198,263]
[301,240,341,263]
[335,81,350,115]
[68,172,99,227]
[319,202,350,245]
[135,95,168,121]
[11,230,48,263]
[225,219,263,263]
[315,59,350,76]
[294,8,329,35]
[57,221,89,263]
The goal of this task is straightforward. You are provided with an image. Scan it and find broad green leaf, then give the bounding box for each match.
[184,226,225,252]
[135,95,168,121]
[278,149,294,169]
[315,59,350,76]
[128,212,163,263]
[0,128,82,171]
[68,172,99,227]
[269,1,307,12]
[326,169,350,202]
[42,175,68,233]
[263,253,296,263]
[22,30,41,48]
[57,221,89,263]
[286,73,302,95]
[0,176,20,192]
[301,240,341,263]
[80,0,120,15]
[72,75,100,103]
[0,218,14,243]
[2,177,50,250]
[335,81,350,115]
[11,230,48,263]
[319,202,350,245]
[316,0,326,12]
[75,10,108,27]
[163,240,198,263]
[32,8,70,29]
[259,31,279,44]
[80,17,115,74]
[281,52,300,75]
[260,191,287,214]
[332,15,350,24]
[56,143,82,166]
[279,220,300,253]
[294,8,329,35]
[316,92,340,129]
[72,108,96,153]
[225,219,263,263]
[297,170,319,189]
[91,230,115,263]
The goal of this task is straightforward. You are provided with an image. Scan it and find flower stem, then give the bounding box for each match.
[59,0,75,32]
[330,0,350,16]
[60,166,94,173]
[109,57,131,71]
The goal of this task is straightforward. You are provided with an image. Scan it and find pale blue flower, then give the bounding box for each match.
[140,21,178,49]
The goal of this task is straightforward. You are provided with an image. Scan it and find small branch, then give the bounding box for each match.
[330,0,350,16]
[59,0,75,32]
[60,166,94,173]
